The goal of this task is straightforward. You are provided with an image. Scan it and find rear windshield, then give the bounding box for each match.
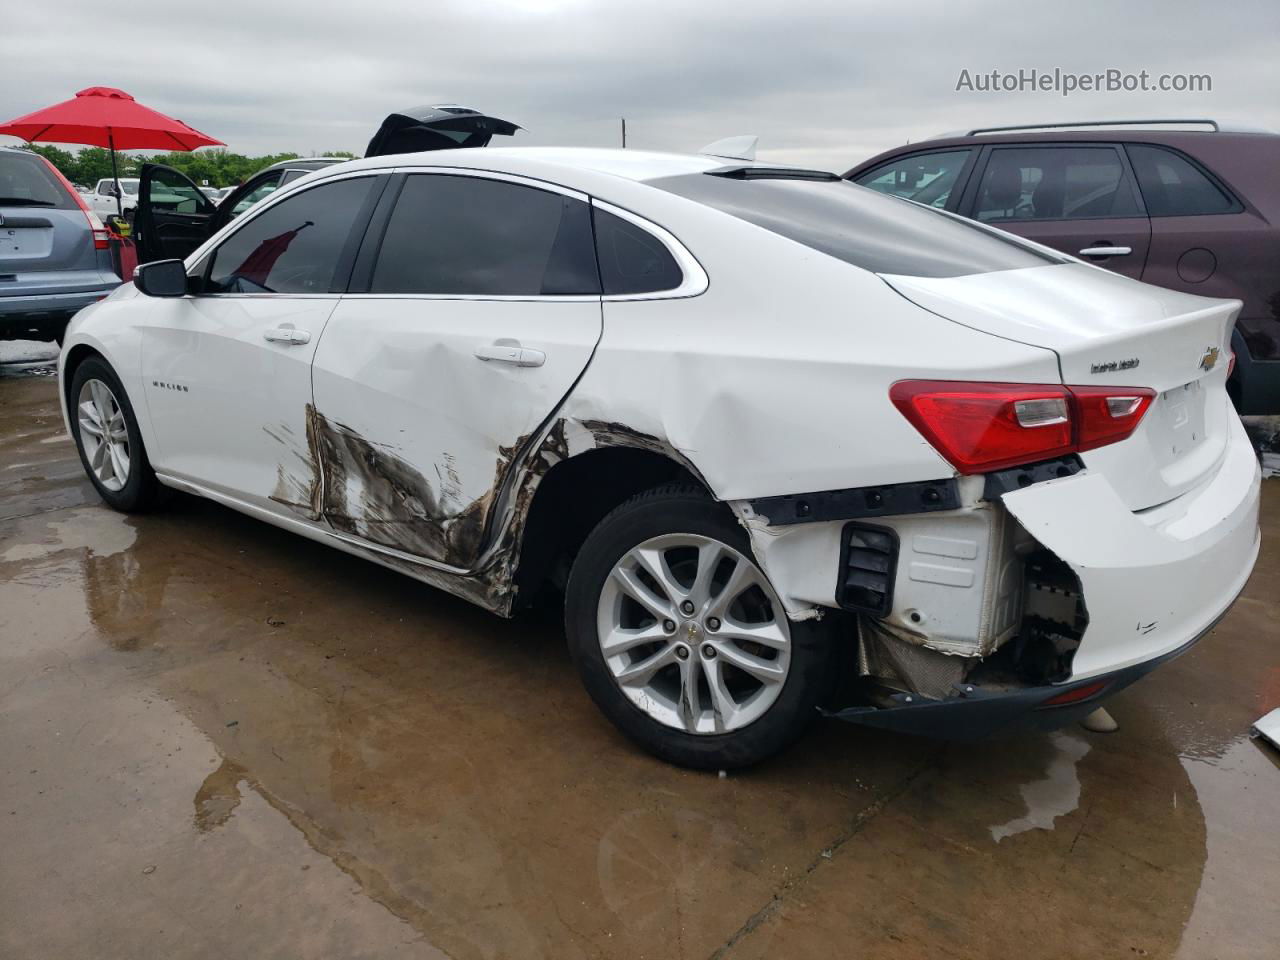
[0,152,75,209]
[649,172,1062,278]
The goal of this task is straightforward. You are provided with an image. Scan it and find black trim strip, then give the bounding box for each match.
[982,454,1084,500]
[748,478,961,525]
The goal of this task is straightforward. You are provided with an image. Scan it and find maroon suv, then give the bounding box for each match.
[845,120,1280,414]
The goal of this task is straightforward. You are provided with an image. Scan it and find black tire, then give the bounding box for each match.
[565,484,838,770]
[68,356,161,512]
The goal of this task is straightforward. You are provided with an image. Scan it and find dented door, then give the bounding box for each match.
[308,171,603,570]
[310,298,601,568]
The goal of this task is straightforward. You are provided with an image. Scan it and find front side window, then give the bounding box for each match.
[854,150,971,209]
[1126,144,1237,216]
[974,146,1141,222]
[206,176,373,294]
[369,174,599,296]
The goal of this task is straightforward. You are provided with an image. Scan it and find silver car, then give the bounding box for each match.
[1,147,120,343]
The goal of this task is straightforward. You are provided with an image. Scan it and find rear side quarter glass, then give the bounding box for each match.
[1125,144,1241,216]
[592,207,684,295]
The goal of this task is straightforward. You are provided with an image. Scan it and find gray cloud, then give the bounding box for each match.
[4,0,1278,171]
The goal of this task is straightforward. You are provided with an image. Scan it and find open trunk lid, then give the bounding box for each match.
[882,262,1240,510]
[365,104,521,158]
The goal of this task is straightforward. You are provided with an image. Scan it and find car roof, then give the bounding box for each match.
[261,156,350,172]
[846,124,1280,174]
[323,146,770,184]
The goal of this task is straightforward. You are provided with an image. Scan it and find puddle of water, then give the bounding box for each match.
[990,731,1092,842]
[0,508,136,563]
[1174,735,1280,957]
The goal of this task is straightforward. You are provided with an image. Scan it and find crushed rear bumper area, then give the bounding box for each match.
[824,609,1226,740]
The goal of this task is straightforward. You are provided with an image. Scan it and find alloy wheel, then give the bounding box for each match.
[596,533,792,734]
[77,378,131,492]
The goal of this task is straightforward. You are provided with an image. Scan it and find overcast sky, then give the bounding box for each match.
[4,0,1278,170]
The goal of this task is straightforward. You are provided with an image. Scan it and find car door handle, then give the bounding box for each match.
[263,327,311,345]
[474,341,545,367]
[1078,245,1132,257]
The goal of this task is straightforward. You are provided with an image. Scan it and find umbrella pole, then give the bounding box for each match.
[108,129,122,218]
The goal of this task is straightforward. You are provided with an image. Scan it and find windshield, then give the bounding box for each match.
[650,172,1064,278]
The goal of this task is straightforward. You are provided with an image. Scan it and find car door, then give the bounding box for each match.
[136,164,219,263]
[959,144,1152,280]
[137,171,386,519]
[310,170,603,569]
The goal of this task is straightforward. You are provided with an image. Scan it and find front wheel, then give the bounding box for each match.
[68,356,161,512]
[565,485,837,769]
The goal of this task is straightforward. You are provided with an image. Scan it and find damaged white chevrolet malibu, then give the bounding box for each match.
[59,147,1261,768]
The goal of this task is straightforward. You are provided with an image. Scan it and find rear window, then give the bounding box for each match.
[649,172,1062,278]
[0,152,75,209]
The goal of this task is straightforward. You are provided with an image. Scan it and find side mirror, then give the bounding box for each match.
[134,259,189,297]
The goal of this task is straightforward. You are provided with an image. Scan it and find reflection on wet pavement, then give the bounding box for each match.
[989,731,1091,843]
[2,368,1278,959]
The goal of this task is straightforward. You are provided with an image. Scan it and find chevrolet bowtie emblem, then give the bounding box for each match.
[1199,346,1220,372]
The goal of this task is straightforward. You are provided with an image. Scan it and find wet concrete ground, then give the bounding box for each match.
[2,358,1278,960]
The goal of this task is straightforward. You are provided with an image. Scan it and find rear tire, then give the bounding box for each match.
[68,356,161,513]
[565,484,838,769]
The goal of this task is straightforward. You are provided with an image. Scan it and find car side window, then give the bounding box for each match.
[1126,144,1237,217]
[231,173,284,218]
[146,167,212,215]
[974,146,1140,222]
[592,208,683,295]
[369,174,600,296]
[206,177,374,295]
[854,150,971,208]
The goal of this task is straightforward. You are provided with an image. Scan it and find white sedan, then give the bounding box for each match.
[58,147,1261,768]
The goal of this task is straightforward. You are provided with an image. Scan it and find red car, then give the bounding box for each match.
[845,120,1280,414]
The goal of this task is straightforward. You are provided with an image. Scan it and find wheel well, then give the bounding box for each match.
[514,447,711,605]
[61,344,105,403]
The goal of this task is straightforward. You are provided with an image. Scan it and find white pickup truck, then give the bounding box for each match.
[86,178,140,220]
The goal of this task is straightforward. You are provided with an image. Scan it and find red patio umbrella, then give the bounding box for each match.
[0,86,224,216]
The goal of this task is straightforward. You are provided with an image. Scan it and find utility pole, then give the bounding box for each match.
[621,117,627,149]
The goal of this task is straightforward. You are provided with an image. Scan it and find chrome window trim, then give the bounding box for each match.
[388,165,591,204]
[591,199,709,301]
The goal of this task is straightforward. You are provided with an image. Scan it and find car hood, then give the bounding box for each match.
[365,105,521,157]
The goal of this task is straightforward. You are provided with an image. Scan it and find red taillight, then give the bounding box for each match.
[39,155,111,250]
[890,380,1156,474]
[1069,386,1155,452]
[1228,350,1237,378]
